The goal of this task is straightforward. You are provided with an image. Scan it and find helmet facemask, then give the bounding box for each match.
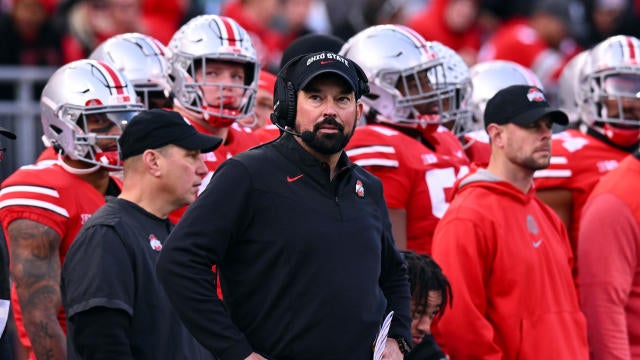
[178,57,256,127]
[584,71,640,146]
[372,61,456,132]
[40,59,144,173]
[62,104,138,170]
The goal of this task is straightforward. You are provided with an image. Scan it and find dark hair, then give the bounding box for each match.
[401,250,453,318]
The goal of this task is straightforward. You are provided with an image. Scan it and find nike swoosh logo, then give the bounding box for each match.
[287,174,304,182]
[320,60,336,65]
[533,240,542,248]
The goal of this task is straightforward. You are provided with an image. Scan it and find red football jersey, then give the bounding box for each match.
[534,129,631,246]
[253,123,281,144]
[424,125,472,166]
[168,121,260,223]
[0,162,120,353]
[463,130,491,168]
[346,125,470,254]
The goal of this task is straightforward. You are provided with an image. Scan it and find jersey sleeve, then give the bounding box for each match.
[0,171,74,238]
[62,224,134,319]
[578,193,640,359]
[346,129,410,209]
[431,214,502,358]
[533,132,585,189]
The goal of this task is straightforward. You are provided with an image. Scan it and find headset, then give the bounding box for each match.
[270,53,370,132]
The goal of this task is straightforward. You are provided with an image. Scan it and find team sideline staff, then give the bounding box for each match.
[157,51,412,360]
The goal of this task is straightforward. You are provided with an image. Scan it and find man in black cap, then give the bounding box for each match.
[157,52,412,360]
[430,85,589,358]
[61,109,220,359]
[279,33,345,70]
[0,126,15,356]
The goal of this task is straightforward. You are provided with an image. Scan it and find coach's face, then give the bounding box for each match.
[294,73,363,155]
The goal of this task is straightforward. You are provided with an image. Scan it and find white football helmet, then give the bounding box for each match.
[429,41,473,137]
[41,59,144,171]
[469,60,544,131]
[339,24,454,133]
[557,49,590,125]
[90,32,173,110]
[168,15,259,127]
[580,35,640,147]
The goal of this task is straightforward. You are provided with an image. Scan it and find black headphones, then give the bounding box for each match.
[270,53,370,130]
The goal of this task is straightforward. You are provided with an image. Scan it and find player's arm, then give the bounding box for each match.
[536,188,573,231]
[388,208,407,250]
[8,219,65,359]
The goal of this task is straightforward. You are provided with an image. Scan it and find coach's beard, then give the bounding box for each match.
[302,116,356,155]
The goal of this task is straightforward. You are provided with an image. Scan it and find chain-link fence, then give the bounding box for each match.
[0,66,55,180]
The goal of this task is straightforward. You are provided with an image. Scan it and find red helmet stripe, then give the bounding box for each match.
[95,60,126,95]
[146,37,165,56]
[625,36,638,63]
[401,26,429,49]
[215,16,238,47]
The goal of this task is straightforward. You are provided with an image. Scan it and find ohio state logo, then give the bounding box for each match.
[355,180,365,198]
[149,234,162,251]
[527,88,545,102]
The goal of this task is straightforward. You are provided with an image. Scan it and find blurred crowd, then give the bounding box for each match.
[2,0,640,101]
[2,0,640,359]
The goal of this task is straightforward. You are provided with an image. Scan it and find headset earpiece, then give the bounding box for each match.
[285,82,296,128]
[272,54,307,130]
[352,62,370,97]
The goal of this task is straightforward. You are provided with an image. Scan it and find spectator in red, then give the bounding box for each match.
[0,0,63,99]
[272,0,314,56]
[221,0,285,72]
[406,0,482,66]
[477,0,582,96]
[140,0,189,45]
[60,0,143,63]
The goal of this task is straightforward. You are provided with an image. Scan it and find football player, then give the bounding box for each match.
[167,15,261,222]
[534,35,640,258]
[0,59,143,359]
[341,25,471,253]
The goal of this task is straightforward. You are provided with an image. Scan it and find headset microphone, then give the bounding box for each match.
[275,123,315,143]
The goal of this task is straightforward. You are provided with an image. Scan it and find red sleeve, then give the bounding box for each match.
[432,215,502,359]
[578,193,640,359]
[345,131,409,209]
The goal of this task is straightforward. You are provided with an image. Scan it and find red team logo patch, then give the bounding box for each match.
[85,98,103,106]
[149,234,162,251]
[526,88,545,102]
[355,180,365,198]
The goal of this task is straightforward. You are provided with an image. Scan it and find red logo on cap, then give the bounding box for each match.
[527,88,545,102]
[320,60,337,65]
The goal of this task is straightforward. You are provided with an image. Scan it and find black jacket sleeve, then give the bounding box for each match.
[68,307,134,360]
[156,159,253,360]
[373,175,413,343]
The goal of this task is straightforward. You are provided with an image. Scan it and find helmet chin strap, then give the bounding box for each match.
[202,106,240,127]
[56,146,122,175]
[603,123,640,147]
[56,152,101,175]
[418,114,442,135]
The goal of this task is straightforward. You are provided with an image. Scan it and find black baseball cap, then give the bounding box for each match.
[0,126,15,140]
[279,33,345,70]
[118,109,222,160]
[484,85,569,128]
[284,51,367,99]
